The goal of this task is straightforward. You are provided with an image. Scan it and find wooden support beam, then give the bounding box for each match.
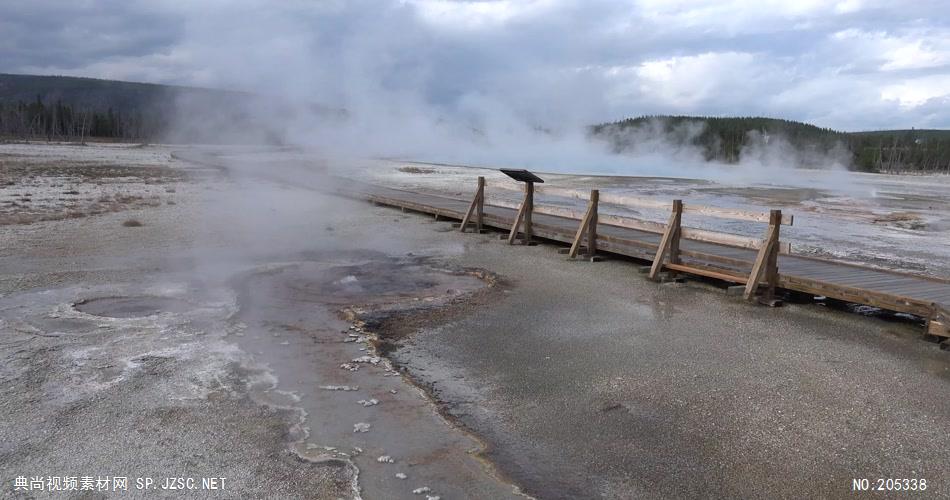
[569,190,599,258]
[568,204,594,257]
[744,210,782,301]
[664,263,748,283]
[744,230,776,300]
[928,305,950,338]
[459,176,485,233]
[507,181,535,245]
[648,200,683,281]
[726,285,746,296]
[506,200,527,244]
[929,320,949,338]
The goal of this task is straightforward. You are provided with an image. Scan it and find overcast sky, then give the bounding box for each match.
[3,0,949,131]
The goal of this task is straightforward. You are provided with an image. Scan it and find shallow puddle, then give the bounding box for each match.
[277,259,484,306]
[73,296,191,318]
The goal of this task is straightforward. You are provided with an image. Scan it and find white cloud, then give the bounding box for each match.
[832,28,950,72]
[606,52,778,112]
[407,0,557,29]
[881,38,950,71]
[881,75,950,108]
[634,0,874,34]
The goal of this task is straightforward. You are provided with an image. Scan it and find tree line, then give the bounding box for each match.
[0,96,165,142]
[5,95,949,174]
[592,115,950,174]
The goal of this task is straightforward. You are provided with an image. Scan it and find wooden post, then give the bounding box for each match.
[569,189,599,258]
[508,181,534,245]
[763,209,782,301]
[667,199,682,278]
[648,199,683,281]
[475,177,484,232]
[523,181,534,245]
[460,176,485,233]
[587,189,598,258]
[744,209,782,301]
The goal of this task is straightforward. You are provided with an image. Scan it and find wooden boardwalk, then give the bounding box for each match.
[356,182,950,338]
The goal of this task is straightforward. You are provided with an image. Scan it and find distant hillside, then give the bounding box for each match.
[593,115,950,173]
[0,73,249,112]
[0,74,339,144]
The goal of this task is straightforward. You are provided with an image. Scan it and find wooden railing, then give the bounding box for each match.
[459,177,793,303]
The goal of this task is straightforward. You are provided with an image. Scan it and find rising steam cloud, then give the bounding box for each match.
[167,1,856,183]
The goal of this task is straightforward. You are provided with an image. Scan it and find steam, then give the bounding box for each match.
[739,130,852,171]
[166,1,860,190]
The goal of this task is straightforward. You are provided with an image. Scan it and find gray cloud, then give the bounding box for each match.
[2,0,949,131]
[0,0,183,77]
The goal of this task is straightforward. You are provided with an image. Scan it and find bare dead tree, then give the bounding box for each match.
[78,109,89,145]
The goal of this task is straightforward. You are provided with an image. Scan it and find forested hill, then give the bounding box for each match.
[0,73,254,141]
[0,73,249,112]
[593,116,950,173]
[0,74,339,144]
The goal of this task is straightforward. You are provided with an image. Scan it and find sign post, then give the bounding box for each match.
[500,169,544,245]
